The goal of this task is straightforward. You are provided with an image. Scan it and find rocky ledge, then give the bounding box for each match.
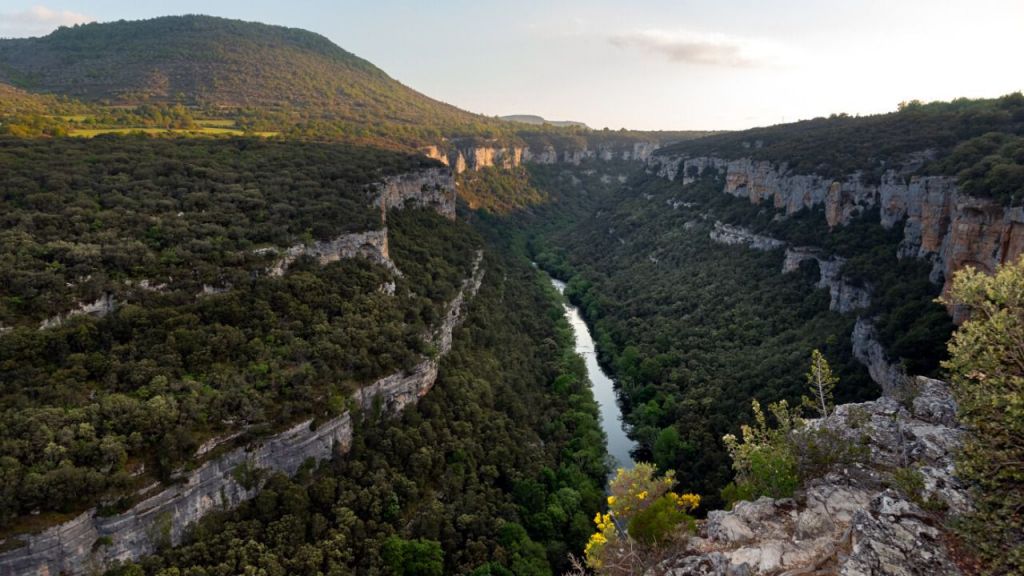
[650,155,1024,299]
[664,377,968,576]
[423,141,659,174]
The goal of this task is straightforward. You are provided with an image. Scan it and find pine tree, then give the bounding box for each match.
[802,349,837,419]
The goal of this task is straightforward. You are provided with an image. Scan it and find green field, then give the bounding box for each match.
[68,126,278,137]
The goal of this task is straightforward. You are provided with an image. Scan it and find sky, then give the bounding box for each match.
[1,0,1022,130]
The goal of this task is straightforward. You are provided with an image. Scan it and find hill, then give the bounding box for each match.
[0,15,502,145]
[501,114,589,128]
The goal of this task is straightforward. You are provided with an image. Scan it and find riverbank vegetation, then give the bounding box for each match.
[105,249,609,576]
[503,158,951,509]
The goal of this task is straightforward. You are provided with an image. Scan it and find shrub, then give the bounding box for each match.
[939,259,1024,573]
[722,400,801,504]
[627,494,697,545]
[584,463,699,575]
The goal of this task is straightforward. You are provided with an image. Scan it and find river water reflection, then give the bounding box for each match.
[549,277,636,473]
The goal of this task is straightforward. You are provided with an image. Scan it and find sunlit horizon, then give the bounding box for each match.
[1,0,1021,131]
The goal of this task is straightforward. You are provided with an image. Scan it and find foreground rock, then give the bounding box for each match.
[663,377,968,576]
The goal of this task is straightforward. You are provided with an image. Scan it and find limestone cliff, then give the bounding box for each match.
[665,377,968,576]
[782,248,871,315]
[0,254,484,576]
[375,167,457,220]
[37,293,117,329]
[425,140,659,174]
[650,155,1024,297]
[265,228,395,277]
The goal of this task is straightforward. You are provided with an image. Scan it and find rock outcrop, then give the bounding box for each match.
[783,248,871,314]
[666,377,967,576]
[38,293,116,329]
[852,318,906,397]
[426,140,659,174]
[650,155,1024,297]
[375,167,457,220]
[0,253,485,576]
[265,228,394,277]
[709,222,785,251]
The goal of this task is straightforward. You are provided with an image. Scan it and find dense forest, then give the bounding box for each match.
[103,249,609,576]
[656,93,1024,199]
[495,159,952,508]
[0,137,478,533]
[0,137,437,325]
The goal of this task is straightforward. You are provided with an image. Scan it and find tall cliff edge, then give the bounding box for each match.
[649,155,1024,302]
[665,377,967,576]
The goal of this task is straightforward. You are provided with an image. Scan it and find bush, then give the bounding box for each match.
[584,463,700,575]
[722,400,801,505]
[627,494,696,545]
[940,259,1024,573]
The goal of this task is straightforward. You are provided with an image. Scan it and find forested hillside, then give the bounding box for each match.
[658,93,1024,203]
[0,137,472,533]
[103,250,608,576]
[0,16,502,145]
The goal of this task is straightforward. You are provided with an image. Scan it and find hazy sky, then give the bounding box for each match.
[1,0,1022,130]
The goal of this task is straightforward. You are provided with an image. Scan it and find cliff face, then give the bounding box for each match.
[0,254,484,576]
[668,377,967,576]
[651,155,1024,296]
[782,248,871,315]
[266,229,395,277]
[375,167,457,220]
[425,141,659,174]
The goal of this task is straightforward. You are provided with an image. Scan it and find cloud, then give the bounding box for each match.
[0,5,94,38]
[609,29,790,68]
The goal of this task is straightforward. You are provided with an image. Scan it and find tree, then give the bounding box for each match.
[802,349,837,420]
[939,259,1024,573]
[381,537,444,576]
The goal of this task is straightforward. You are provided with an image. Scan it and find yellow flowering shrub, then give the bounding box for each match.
[584,463,701,573]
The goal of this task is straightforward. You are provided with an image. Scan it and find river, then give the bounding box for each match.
[549,277,636,473]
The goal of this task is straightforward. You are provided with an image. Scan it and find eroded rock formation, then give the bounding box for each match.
[37,293,117,330]
[666,377,966,576]
[650,155,1024,297]
[783,248,871,314]
[425,140,659,174]
[709,222,785,251]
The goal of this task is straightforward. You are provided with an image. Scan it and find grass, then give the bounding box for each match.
[196,118,237,127]
[68,127,278,138]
